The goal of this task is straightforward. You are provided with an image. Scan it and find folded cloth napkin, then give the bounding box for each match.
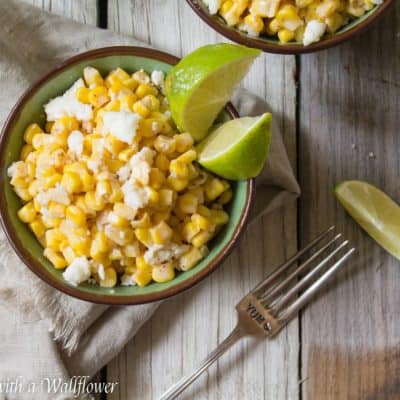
[0,2,300,399]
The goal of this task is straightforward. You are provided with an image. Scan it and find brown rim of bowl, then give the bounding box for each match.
[0,46,255,305]
[186,0,394,54]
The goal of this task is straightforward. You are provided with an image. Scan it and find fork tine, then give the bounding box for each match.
[270,240,350,313]
[252,226,335,295]
[260,233,343,304]
[278,247,355,323]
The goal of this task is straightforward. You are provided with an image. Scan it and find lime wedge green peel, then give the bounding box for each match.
[165,43,261,142]
[335,180,400,260]
[197,113,272,180]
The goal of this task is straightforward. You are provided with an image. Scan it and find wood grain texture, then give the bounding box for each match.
[107,1,299,399]
[299,3,400,400]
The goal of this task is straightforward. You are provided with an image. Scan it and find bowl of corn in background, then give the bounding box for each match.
[0,46,255,305]
[186,0,394,54]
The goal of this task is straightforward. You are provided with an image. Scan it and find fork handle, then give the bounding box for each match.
[159,325,244,400]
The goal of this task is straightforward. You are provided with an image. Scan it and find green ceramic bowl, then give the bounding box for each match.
[0,47,255,305]
[186,0,394,54]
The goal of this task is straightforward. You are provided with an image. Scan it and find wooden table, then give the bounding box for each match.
[24,1,400,399]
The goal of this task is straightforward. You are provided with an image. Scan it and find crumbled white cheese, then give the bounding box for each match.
[121,181,150,209]
[44,79,93,121]
[131,161,151,186]
[87,158,102,174]
[144,243,190,266]
[203,0,222,14]
[102,111,142,144]
[121,274,136,286]
[303,20,326,46]
[63,257,91,286]
[98,264,105,281]
[151,70,165,93]
[36,184,70,206]
[67,130,84,155]
[7,161,24,179]
[117,165,131,182]
[129,147,155,166]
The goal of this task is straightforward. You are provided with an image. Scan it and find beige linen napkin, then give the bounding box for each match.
[0,1,299,399]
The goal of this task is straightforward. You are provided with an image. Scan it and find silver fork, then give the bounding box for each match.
[159,226,355,400]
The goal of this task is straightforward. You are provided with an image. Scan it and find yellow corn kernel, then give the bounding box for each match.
[90,231,109,259]
[102,99,121,112]
[150,221,173,244]
[250,0,281,17]
[83,66,104,87]
[119,93,137,111]
[43,173,62,189]
[155,153,170,171]
[14,187,32,202]
[364,0,375,10]
[100,267,117,288]
[85,191,105,211]
[132,100,150,118]
[122,77,139,91]
[66,205,86,226]
[158,189,174,208]
[152,263,175,283]
[48,202,66,218]
[112,203,135,221]
[191,213,214,231]
[108,211,129,228]
[88,86,110,108]
[135,228,153,247]
[45,229,66,251]
[276,4,303,30]
[131,212,151,228]
[218,189,233,205]
[325,12,344,33]
[69,234,90,256]
[182,221,201,243]
[179,247,203,271]
[61,246,76,264]
[117,147,135,163]
[278,28,296,43]
[76,86,91,103]
[95,179,112,200]
[296,0,314,7]
[17,202,36,223]
[24,123,43,144]
[132,70,151,85]
[149,168,166,190]
[174,133,194,153]
[135,255,150,272]
[44,248,68,270]
[134,268,152,287]
[136,83,158,99]
[177,193,198,214]
[244,13,264,33]
[29,219,46,238]
[204,178,229,201]
[177,149,197,164]
[169,159,189,180]
[220,1,240,26]
[210,209,229,225]
[269,17,281,32]
[141,95,160,112]
[52,116,79,135]
[192,230,213,248]
[167,176,189,192]
[123,242,140,258]
[61,171,82,194]
[81,171,95,192]
[154,135,176,154]
[32,133,55,150]
[20,144,33,161]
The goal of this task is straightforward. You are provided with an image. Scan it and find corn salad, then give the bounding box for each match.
[204,0,384,45]
[8,66,232,288]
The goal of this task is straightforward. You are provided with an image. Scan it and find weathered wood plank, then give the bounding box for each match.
[299,4,400,400]
[27,0,97,25]
[107,1,299,399]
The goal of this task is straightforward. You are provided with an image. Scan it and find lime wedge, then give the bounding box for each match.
[335,180,400,260]
[197,113,272,180]
[165,43,261,141]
